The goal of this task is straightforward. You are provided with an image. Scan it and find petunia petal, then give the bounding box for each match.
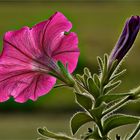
[15,74,56,103]
[0,41,33,71]
[3,12,72,59]
[0,12,79,103]
[3,26,44,60]
[0,42,56,102]
[52,32,80,73]
[29,75,56,101]
[0,70,34,102]
[39,12,72,56]
[0,69,56,103]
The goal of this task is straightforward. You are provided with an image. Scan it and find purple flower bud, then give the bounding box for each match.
[109,16,140,65]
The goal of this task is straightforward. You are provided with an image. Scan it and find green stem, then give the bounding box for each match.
[97,120,104,136]
[97,120,111,140]
[102,96,130,117]
[128,122,140,140]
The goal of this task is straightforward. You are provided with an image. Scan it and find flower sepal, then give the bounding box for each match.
[57,61,75,87]
[48,61,75,87]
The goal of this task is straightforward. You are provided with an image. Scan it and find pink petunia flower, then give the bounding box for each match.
[0,12,80,103]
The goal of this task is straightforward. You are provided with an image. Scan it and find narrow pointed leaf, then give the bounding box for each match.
[90,103,107,119]
[70,112,93,135]
[110,69,126,82]
[96,93,131,106]
[103,54,108,75]
[93,74,100,88]
[38,127,74,140]
[76,74,85,84]
[103,114,140,134]
[101,54,108,84]
[97,56,104,71]
[75,92,93,110]
[108,60,118,78]
[84,67,91,77]
[88,78,100,99]
[103,80,121,94]
[76,74,88,89]
[83,74,89,88]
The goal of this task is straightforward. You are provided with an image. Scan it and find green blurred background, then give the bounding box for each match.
[0,0,140,139]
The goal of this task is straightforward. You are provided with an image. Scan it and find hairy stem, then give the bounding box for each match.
[98,121,104,138]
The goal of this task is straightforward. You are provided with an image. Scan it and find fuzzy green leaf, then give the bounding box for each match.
[90,103,107,119]
[103,54,108,75]
[76,74,85,84]
[88,78,100,99]
[101,54,109,85]
[84,67,92,77]
[75,92,93,110]
[93,74,100,88]
[108,60,118,78]
[96,93,131,106]
[76,74,89,89]
[71,112,93,135]
[97,56,104,71]
[103,80,121,94]
[38,127,73,140]
[103,114,140,134]
[110,69,126,82]
[83,74,89,88]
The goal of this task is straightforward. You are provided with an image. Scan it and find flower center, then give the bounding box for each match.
[31,55,60,74]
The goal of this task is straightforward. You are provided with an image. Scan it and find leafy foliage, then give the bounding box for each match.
[90,103,107,120]
[38,54,140,140]
[75,92,93,110]
[103,80,121,94]
[95,93,131,106]
[81,126,102,140]
[103,114,140,135]
[38,127,75,140]
[70,112,93,135]
[88,77,100,99]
